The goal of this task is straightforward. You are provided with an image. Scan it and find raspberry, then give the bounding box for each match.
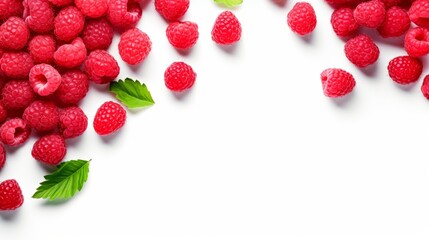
[0,144,5,170]
[24,0,55,33]
[29,64,62,96]
[0,0,24,22]
[421,75,429,100]
[388,56,422,84]
[0,52,34,78]
[58,106,88,138]
[93,101,126,136]
[23,100,59,132]
[330,7,359,37]
[107,0,142,29]
[54,6,85,42]
[83,50,120,84]
[164,62,196,92]
[32,134,66,165]
[212,11,242,45]
[118,28,151,65]
[404,27,429,57]
[344,34,380,67]
[0,17,30,51]
[155,0,189,21]
[321,68,356,98]
[75,0,108,18]
[1,80,36,110]
[166,21,199,50]
[0,179,24,210]
[81,18,114,51]
[54,70,89,105]
[377,6,410,38]
[353,0,386,28]
[287,2,317,36]
[0,118,31,147]
[28,35,56,64]
[54,37,87,68]
[47,0,72,6]
[408,0,429,28]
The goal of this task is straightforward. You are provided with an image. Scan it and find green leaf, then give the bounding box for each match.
[214,0,243,7]
[109,78,155,109]
[32,160,90,201]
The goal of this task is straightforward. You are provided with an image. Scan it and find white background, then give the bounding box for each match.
[1,0,429,239]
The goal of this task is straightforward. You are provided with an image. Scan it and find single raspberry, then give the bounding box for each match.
[287,2,317,36]
[421,75,429,100]
[75,0,108,18]
[404,27,429,57]
[212,11,242,45]
[0,102,7,124]
[0,52,34,78]
[0,0,24,22]
[388,56,422,84]
[344,34,380,67]
[0,179,24,210]
[54,37,87,69]
[54,70,89,105]
[330,7,359,37]
[325,0,364,8]
[0,144,5,170]
[377,6,410,38]
[0,17,30,51]
[93,101,126,136]
[321,68,356,98]
[54,6,85,42]
[83,50,120,84]
[23,100,59,132]
[118,28,151,65]
[29,64,62,96]
[166,21,199,50]
[164,62,196,92]
[408,0,429,28]
[0,118,31,147]
[24,0,55,33]
[28,35,56,64]
[1,80,36,110]
[107,0,142,29]
[155,0,189,21]
[353,0,386,28]
[32,134,66,165]
[47,0,73,6]
[81,18,114,51]
[58,106,88,138]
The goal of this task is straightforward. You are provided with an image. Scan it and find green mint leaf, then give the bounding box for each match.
[32,160,90,201]
[214,0,243,7]
[109,78,155,109]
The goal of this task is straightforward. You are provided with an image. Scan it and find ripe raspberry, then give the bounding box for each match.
[321,68,356,98]
[58,106,88,138]
[81,18,114,51]
[0,179,24,210]
[0,144,5,170]
[0,17,30,51]
[212,11,242,45]
[164,62,196,92]
[409,0,429,28]
[75,0,108,18]
[54,38,87,68]
[54,70,89,105]
[330,7,359,37]
[0,118,31,147]
[2,80,36,110]
[23,100,59,132]
[28,35,56,64]
[377,7,410,38]
[24,0,55,33]
[388,56,422,84]
[83,50,120,84]
[344,34,380,67]
[287,2,317,36]
[421,75,429,100]
[0,0,24,22]
[0,52,34,78]
[155,0,189,21]
[166,21,199,50]
[118,28,151,65]
[32,134,66,165]
[404,27,429,57]
[93,101,126,136]
[29,64,62,96]
[54,6,85,42]
[47,0,72,6]
[107,0,142,29]
[353,0,386,28]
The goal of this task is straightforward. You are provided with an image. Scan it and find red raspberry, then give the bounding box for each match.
[93,101,126,136]
[344,34,380,67]
[320,68,356,98]
[0,52,34,78]
[166,21,199,50]
[330,7,359,37]
[0,102,7,124]
[47,0,72,6]
[0,143,5,170]
[325,0,364,8]
[2,80,36,110]
[377,6,410,38]
[0,179,24,210]
[28,35,56,64]
[0,17,30,51]
[107,0,142,29]
[83,50,120,84]
[32,134,66,165]
[24,0,55,34]
[54,37,87,69]
[29,64,62,96]
[421,74,429,100]
[0,118,31,147]
[409,0,429,28]
[404,27,429,57]
[54,70,89,105]
[388,56,422,84]
[75,0,108,18]
[164,61,196,92]
[155,0,189,22]
[0,0,24,22]
[54,6,85,42]
[58,106,88,138]
[353,0,386,28]
[118,28,151,65]
[81,18,114,51]
[23,100,59,132]
[287,2,317,36]
[212,11,242,45]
